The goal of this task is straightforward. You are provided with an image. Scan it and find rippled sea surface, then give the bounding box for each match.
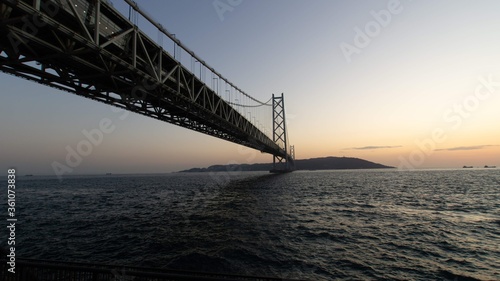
[1,169,499,280]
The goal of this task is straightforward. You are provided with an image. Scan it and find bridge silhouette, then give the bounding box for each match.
[0,0,295,172]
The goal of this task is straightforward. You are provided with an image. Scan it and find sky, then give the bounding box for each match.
[1,0,500,175]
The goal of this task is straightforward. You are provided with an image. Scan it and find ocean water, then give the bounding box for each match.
[1,169,499,280]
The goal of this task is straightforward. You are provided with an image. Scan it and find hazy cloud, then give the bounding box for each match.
[346,145,402,150]
[435,145,498,152]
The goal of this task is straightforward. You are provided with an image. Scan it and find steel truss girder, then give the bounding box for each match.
[0,0,287,157]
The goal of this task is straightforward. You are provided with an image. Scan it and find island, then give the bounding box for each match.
[179,156,394,173]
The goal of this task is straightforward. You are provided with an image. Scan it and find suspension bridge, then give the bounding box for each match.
[0,0,295,172]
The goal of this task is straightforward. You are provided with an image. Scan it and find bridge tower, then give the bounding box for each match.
[271,93,294,173]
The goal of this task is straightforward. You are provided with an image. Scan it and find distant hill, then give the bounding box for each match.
[179,156,394,173]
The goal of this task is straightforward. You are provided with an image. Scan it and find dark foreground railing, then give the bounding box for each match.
[1,258,301,281]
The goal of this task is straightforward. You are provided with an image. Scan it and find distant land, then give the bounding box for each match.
[179,156,394,173]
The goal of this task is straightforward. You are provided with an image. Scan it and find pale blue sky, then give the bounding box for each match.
[1,0,500,175]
